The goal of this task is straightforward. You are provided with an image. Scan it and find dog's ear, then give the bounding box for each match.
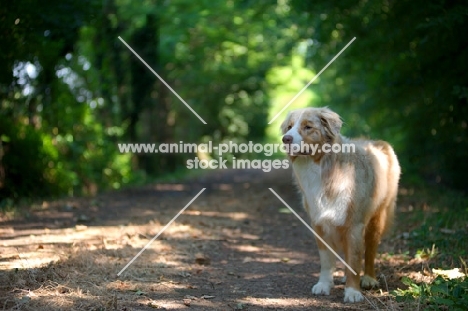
[319,108,342,141]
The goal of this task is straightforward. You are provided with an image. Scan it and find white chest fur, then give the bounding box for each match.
[292,157,350,227]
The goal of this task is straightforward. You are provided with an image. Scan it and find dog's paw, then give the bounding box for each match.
[361,275,379,289]
[344,287,364,303]
[311,282,332,295]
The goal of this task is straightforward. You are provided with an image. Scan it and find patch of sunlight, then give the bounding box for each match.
[138,299,227,310]
[228,244,308,264]
[265,51,319,142]
[185,210,250,221]
[154,183,186,191]
[0,252,62,270]
[164,223,202,238]
[0,225,126,247]
[0,224,180,270]
[432,268,466,279]
[245,297,318,308]
[214,183,233,191]
[232,244,262,252]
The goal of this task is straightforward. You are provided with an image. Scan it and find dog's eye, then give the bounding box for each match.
[287,125,292,130]
[304,125,312,130]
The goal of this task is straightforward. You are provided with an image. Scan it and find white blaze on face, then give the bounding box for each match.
[284,110,305,145]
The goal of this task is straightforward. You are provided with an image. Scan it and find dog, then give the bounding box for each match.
[281,107,400,303]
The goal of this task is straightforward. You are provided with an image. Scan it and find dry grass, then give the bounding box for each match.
[0,215,227,310]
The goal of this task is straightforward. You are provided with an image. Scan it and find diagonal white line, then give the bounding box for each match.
[117,36,207,125]
[268,37,356,124]
[117,188,206,276]
[268,188,357,275]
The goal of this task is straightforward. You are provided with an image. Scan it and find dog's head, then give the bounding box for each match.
[281,107,342,157]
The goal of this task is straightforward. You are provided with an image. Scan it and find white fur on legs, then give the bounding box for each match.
[312,281,332,295]
[312,250,335,295]
[344,287,364,303]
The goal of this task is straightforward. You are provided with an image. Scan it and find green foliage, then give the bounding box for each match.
[266,51,318,141]
[415,245,438,261]
[53,105,135,194]
[402,187,468,265]
[392,185,468,309]
[290,0,468,190]
[393,275,468,310]
[0,119,74,199]
[1,0,468,203]
[1,0,301,202]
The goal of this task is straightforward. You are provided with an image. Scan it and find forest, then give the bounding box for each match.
[1,0,467,200]
[1,0,467,310]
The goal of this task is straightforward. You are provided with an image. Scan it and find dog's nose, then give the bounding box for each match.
[282,135,293,144]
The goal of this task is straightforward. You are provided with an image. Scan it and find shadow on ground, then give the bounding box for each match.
[0,168,407,310]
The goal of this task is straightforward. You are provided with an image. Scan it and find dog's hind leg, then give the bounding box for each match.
[343,225,365,303]
[362,207,387,289]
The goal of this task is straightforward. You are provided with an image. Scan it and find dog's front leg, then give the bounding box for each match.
[312,249,335,295]
[311,227,335,295]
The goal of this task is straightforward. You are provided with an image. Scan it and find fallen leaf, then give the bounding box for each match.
[281,257,290,263]
[183,299,191,306]
[195,253,211,265]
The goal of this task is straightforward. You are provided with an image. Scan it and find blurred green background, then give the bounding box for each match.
[1,0,467,203]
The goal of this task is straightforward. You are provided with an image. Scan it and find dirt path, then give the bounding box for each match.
[0,168,403,310]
